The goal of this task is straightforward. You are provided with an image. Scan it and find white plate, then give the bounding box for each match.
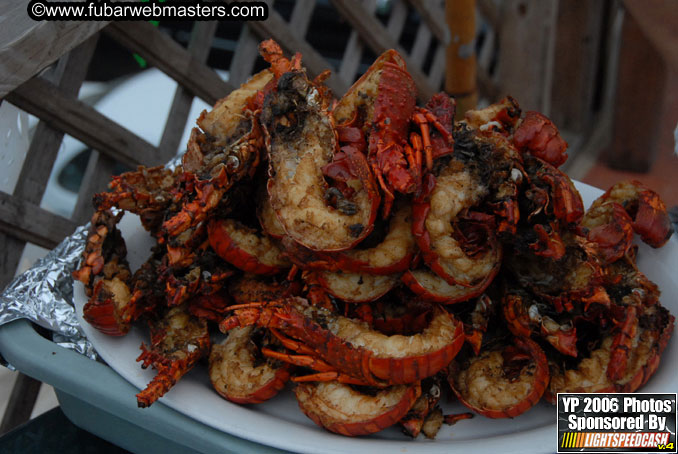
[73,181,678,454]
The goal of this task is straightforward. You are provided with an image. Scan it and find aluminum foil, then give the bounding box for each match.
[0,155,185,370]
[0,225,98,368]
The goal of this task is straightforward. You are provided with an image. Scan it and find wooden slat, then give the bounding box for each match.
[158,21,218,161]
[13,35,99,205]
[229,25,261,86]
[446,0,477,116]
[0,35,99,289]
[477,70,501,102]
[330,0,436,101]
[245,5,350,95]
[0,373,42,435]
[624,0,678,71]
[178,21,218,68]
[410,23,433,68]
[539,2,558,117]
[477,23,495,71]
[0,235,27,288]
[550,0,605,134]
[601,11,667,172]
[0,0,108,98]
[6,77,159,169]
[476,0,500,32]
[476,18,501,100]
[104,21,233,105]
[494,0,558,113]
[289,0,317,39]
[428,44,447,91]
[338,0,378,83]
[387,1,409,40]
[338,35,363,83]
[408,0,451,44]
[561,1,623,177]
[407,1,450,91]
[0,191,77,250]
[71,152,117,225]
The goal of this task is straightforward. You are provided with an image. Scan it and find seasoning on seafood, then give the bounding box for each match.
[412,160,501,287]
[506,233,610,314]
[228,274,301,305]
[209,326,291,404]
[262,68,380,252]
[281,203,416,275]
[449,336,550,418]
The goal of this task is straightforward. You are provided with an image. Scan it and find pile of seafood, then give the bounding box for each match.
[73,40,675,439]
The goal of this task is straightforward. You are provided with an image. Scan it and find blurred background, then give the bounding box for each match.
[1,0,676,434]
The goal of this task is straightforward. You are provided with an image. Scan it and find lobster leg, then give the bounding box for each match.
[409,133,423,175]
[265,331,378,385]
[412,113,434,171]
[607,306,638,381]
[262,347,370,385]
[416,108,455,143]
[218,303,292,332]
[136,306,210,407]
[261,348,335,372]
[293,372,370,386]
[372,163,396,218]
[403,143,420,180]
[412,107,454,171]
[444,412,474,425]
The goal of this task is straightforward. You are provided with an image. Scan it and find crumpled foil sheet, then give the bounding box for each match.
[0,225,96,368]
[0,156,185,370]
